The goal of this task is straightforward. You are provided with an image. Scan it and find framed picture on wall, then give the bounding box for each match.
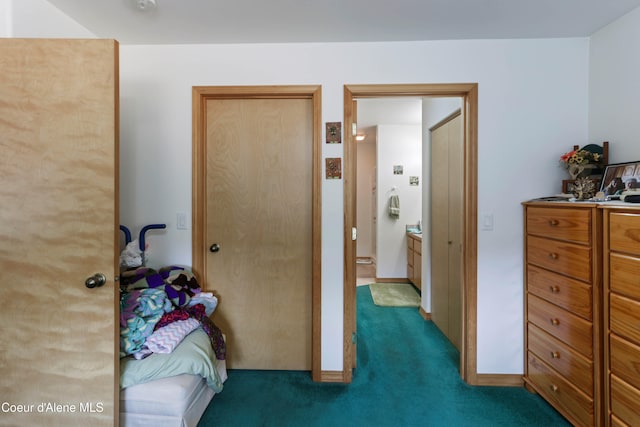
[600,161,640,196]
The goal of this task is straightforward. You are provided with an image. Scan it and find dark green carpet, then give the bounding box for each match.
[198,285,569,426]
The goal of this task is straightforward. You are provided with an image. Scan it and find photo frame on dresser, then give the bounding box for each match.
[600,161,640,196]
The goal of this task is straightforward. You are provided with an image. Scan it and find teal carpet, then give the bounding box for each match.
[198,285,569,427]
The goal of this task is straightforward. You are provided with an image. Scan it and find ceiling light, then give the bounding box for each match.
[136,0,156,10]
[355,134,366,141]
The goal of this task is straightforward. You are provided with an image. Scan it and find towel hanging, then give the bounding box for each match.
[388,194,400,219]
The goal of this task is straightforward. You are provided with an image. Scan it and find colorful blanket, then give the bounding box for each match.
[120,266,201,307]
[120,288,173,357]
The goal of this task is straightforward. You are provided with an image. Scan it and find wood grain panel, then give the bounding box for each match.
[609,212,640,255]
[610,334,640,391]
[526,206,591,244]
[528,324,593,396]
[610,375,640,427]
[205,98,312,370]
[527,353,593,427]
[609,253,640,300]
[527,235,592,282]
[527,264,592,320]
[610,293,640,346]
[528,294,593,357]
[0,39,118,426]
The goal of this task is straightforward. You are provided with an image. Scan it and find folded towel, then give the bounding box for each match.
[388,194,400,219]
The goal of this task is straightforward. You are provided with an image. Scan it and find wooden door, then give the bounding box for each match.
[447,114,463,351]
[431,123,450,339]
[430,111,462,351]
[0,39,119,426]
[204,97,313,370]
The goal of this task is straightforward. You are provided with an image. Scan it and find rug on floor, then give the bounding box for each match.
[369,282,420,307]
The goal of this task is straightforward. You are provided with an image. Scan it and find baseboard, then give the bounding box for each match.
[419,307,431,320]
[474,373,524,387]
[317,370,349,383]
[375,277,409,283]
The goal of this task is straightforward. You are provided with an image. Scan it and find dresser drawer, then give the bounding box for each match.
[610,293,640,346]
[528,294,593,357]
[528,323,593,396]
[527,265,592,320]
[609,212,640,256]
[610,374,640,427]
[527,206,591,244]
[610,253,640,301]
[527,353,593,427]
[527,235,592,283]
[610,334,640,391]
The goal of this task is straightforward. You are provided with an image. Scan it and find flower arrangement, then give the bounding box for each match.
[559,148,602,167]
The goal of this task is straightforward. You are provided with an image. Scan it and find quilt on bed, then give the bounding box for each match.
[119,266,225,392]
[120,328,224,392]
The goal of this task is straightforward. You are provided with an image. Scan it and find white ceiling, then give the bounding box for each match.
[45,0,640,45]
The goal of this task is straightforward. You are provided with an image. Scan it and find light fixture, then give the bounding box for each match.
[136,0,156,10]
[355,134,366,142]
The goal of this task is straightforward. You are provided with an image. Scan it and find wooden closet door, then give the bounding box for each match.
[204,97,313,370]
[0,39,119,426]
[430,112,462,352]
[431,123,450,337]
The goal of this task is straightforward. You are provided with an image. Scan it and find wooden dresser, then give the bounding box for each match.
[602,207,640,427]
[407,233,422,290]
[523,202,602,427]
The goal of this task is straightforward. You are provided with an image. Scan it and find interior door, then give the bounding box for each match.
[204,97,313,370]
[0,39,119,426]
[430,111,462,351]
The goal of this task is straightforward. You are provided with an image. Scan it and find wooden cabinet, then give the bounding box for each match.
[523,202,602,427]
[407,233,421,290]
[602,207,640,427]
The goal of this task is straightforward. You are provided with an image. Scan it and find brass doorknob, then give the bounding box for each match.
[85,273,107,289]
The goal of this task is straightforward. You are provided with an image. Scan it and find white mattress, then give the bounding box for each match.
[120,359,227,427]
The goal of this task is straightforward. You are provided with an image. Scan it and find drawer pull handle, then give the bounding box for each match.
[550,384,559,392]
[548,219,559,227]
[549,286,560,293]
[550,318,560,326]
[550,351,560,359]
[548,252,558,260]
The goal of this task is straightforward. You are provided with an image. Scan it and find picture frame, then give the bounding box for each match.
[600,161,640,196]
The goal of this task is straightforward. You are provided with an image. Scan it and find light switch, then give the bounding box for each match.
[481,214,494,231]
[177,212,188,230]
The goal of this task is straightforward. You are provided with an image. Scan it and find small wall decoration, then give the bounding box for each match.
[325,157,342,179]
[325,122,342,144]
[393,165,403,175]
[409,176,419,186]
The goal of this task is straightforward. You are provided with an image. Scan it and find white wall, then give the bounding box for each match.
[8,0,93,38]
[11,2,597,374]
[589,6,640,163]
[376,124,422,278]
[356,141,376,259]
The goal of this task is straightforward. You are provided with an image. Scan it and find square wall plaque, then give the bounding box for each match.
[326,122,342,144]
[326,157,342,179]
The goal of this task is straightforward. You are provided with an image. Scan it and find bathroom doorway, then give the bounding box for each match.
[343,83,479,384]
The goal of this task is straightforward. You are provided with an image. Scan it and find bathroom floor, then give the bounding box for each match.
[356,258,376,286]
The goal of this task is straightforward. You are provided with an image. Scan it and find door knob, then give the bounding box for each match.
[85,273,107,289]
[210,243,221,253]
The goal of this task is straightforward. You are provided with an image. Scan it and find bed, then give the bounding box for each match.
[118,266,226,427]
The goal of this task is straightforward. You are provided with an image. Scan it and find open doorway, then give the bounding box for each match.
[343,83,479,385]
[355,98,423,286]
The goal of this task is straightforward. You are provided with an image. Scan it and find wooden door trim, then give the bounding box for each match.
[343,83,478,385]
[192,85,322,380]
